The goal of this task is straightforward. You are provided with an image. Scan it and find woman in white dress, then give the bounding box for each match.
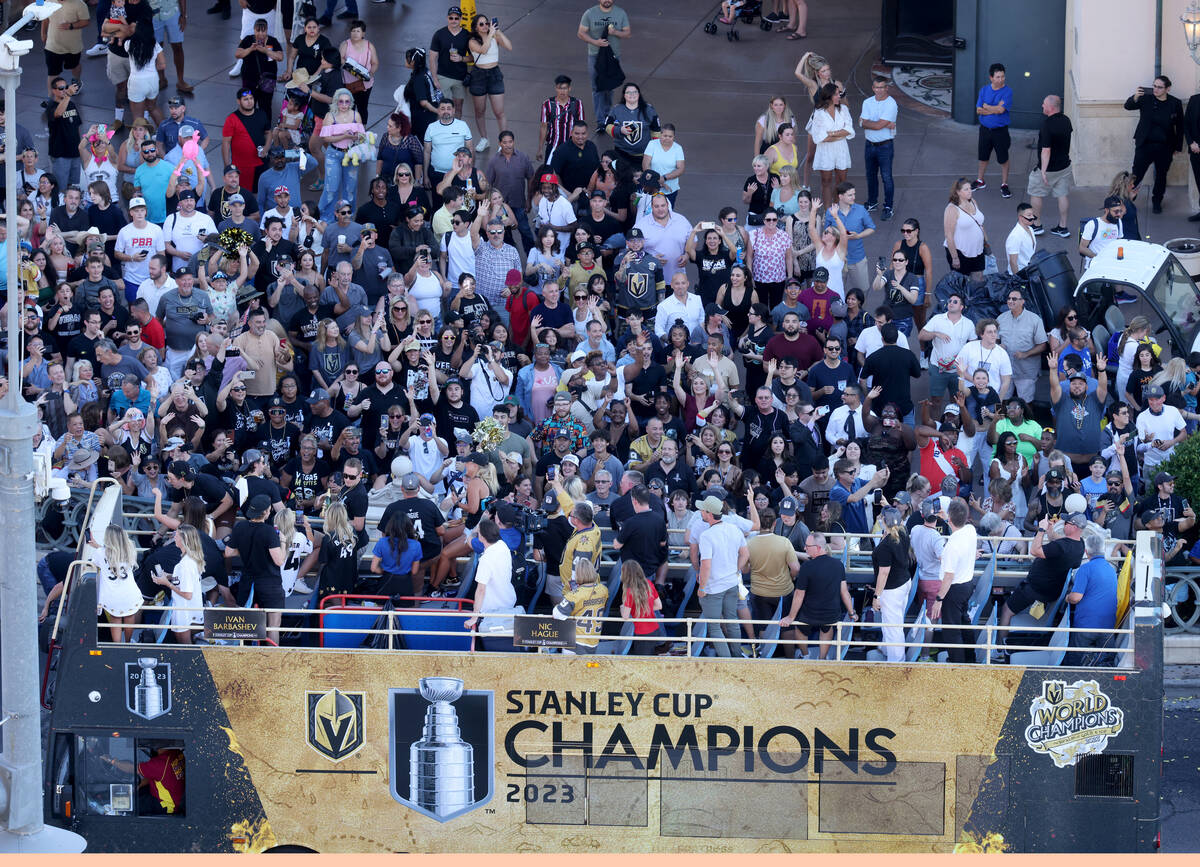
[807,200,849,299]
[404,245,449,318]
[807,83,854,209]
[88,525,144,643]
[152,524,205,644]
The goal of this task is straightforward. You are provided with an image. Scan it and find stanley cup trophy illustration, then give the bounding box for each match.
[409,677,474,818]
[133,657,164,719]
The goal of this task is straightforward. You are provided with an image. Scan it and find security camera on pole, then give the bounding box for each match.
[0,0,87,854]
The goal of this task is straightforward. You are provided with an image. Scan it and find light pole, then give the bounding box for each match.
[0,0,85,854]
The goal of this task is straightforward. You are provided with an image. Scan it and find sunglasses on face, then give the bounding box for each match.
[892,257,906,263]
[343,474,359,481]
[230,387,246,392]
[345,368,359,375]
[268,408,285,415]
[397,172,412,177]
[388,413,404,419]
[375,368,391,374]
[763,217,778,222]
[901,228,915,234]
[451,220,464,226]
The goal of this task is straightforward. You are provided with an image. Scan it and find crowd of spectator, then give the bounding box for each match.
[11,2,1186,662]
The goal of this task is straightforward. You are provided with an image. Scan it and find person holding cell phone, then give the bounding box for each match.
[1124,75,1184,215]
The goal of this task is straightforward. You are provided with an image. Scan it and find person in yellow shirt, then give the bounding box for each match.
[547,476,602,595]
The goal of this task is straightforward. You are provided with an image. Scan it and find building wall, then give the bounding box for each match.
[1066,0,1199,192]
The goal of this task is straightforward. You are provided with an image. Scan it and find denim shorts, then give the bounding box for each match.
[468,66,504,96]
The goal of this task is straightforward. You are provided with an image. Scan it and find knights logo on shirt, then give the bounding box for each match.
[627,271,651,300]
[622,120,645,146]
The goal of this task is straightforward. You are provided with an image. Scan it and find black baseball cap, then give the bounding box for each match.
[627,227,645,240]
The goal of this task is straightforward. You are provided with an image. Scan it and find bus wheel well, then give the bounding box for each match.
[264,845,319,853]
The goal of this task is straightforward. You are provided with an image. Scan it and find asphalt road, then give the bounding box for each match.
[1163,665,1200,852]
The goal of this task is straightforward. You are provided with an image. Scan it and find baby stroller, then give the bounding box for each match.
[703,1,771,41]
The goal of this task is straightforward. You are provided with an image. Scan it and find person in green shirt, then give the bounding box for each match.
[986,396,1042,465]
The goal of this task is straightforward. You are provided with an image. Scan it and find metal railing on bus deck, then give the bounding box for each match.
[100,605,1135,667]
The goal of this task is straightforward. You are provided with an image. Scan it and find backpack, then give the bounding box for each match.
[1106,329,1122,366]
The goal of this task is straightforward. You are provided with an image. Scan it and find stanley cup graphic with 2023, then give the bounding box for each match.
[409,677,474,817]
[134,657,164,719]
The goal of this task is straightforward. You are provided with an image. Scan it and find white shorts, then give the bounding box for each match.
[127,72,160,104]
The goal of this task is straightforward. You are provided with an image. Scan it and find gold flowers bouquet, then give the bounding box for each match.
[472,416,506,453]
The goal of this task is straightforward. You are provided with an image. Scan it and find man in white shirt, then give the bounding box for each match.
[136,254,177,314]
[695,495,749,658]
[1004,202,1037,274]
[954,318,1012,397]
[114,198,166,298]
[853,306,890,366]
[162,190,218,272]
[1078,196,1125,268]
[1136,384,1188,476]
[824,384,869,450]
[464,518,516,631]
[655,271,703,336]
[535,173,578,251]
[930,497,977,663]
[919,291,976,412]
[859,76,898,220]
[423,98,474,199]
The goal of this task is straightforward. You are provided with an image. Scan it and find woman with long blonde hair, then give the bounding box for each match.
[870,508,912,663]
[1108,169,1141,240]
[318,500,359,601]
[754,95,795,156]
[151,524,205,644]
[618,560,664,655]
[276,508,316,597]
[89,524,144,642]
[1116,315,1152,400]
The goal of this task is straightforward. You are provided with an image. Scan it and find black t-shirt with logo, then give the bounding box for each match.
[252,238,298,292]
[250,421,303,465]
[380,496,446,559]
[304,409,350,448]
[208,186,261,221]
[281,457,331,505]
[48,303,86,356]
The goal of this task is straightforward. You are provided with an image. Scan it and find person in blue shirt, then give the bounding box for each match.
[822,181,875,295]
[1065,531,1118,666]
[370,512,426,598]
[975,62,1014,197]
[828,458,889,534]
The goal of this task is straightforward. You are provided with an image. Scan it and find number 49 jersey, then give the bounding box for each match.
[554,583,610,648]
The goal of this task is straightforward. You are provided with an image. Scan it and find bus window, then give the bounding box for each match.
[135,740,186,817]
[75,735,136,816]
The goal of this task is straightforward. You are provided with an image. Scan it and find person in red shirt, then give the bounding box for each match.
[914,410,972,495]
[138,747,185,814]
[618,560,664,654]
[502,269,540,349]
[221,90,271,187]
[129,299,166,351]
[763,310,823,370]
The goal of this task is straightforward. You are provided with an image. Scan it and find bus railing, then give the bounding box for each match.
[102,605,1135,667]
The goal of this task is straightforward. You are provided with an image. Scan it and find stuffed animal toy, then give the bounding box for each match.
[174,131,211,182]
[342,131,378,167]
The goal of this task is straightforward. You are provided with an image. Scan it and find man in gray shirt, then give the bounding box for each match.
[155,270,214,377]
[320,261,369,332]
[996,288,1047,401]
[577,1,632,134]
[321,203,363,273]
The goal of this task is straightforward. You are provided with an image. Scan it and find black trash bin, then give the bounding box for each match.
[1023,250,1078,327]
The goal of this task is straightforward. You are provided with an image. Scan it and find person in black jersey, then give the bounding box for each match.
[226,494,286,643]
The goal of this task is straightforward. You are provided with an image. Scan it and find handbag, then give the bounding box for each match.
[259,74,277,95]
[346,78,365,94]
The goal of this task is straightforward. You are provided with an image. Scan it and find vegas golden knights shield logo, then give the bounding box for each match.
[1044,681,1063,704]
[627,271,650,300]
[306,689,365,762]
